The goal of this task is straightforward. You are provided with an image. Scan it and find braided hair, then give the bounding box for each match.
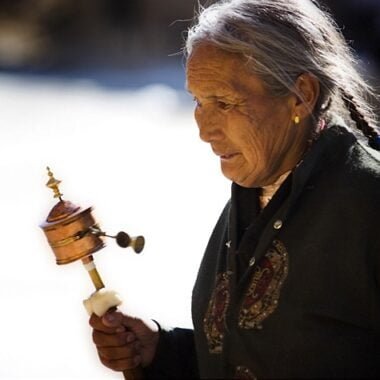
[341,90,380,150]
[186,0,380,151]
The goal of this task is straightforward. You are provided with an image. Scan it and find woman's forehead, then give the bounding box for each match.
[186,43,266,96]
[186,43,241,74]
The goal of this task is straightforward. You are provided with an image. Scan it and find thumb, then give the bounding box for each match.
[121,315,154,335]
[121,315,142,330]
[101,310,124,328]
[121,315,159,335]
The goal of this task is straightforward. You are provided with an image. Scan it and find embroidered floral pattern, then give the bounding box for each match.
[235,365,257,379]
[239,240,289,329]
[203,272,231,354]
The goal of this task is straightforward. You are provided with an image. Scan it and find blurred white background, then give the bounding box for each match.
[0,72,230,379]
[1,1,379,378]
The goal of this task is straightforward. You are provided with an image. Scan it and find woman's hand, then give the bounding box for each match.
[89,310,160,371]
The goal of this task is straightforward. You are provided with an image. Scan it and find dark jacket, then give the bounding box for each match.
[146,124,380,379]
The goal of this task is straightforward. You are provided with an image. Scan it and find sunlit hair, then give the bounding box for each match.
[185,0,380,149]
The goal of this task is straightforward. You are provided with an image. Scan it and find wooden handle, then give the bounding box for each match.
[123,367,143,380]
[81,260,144,379]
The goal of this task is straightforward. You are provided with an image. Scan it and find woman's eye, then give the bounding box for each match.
[193,97,202,107]
[192,97,233,110]
[217,100,233,110]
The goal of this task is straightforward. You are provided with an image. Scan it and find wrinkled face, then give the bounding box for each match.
[186,43,308,188]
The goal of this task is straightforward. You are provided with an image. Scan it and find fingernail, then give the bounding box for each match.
[134,355,141,365]
[116,326,125,333]
[126,334,135,343]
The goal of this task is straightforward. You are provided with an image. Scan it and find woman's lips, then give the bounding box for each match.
[212,147,239,160]
[220,153,239,160]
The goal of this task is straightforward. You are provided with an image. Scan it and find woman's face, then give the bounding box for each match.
[186,43,310,188]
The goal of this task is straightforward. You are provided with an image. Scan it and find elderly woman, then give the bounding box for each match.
[90,0,380,378]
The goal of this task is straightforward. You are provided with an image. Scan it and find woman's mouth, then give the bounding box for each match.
[220,153,239,161]
[212,147,239,161]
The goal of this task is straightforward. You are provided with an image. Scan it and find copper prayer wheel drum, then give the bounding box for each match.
[41,199,104,265]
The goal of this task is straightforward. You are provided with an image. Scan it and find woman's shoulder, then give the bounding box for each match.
[314,123,380,199]
[324,121,380,178]
[349,139,380,181]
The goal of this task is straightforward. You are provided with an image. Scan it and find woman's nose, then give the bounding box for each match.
[196,109,224,143]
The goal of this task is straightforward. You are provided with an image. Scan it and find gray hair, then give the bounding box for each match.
[185,0,380,147]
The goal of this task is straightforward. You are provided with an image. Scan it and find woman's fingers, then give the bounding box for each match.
[92,329,135,347]
[99,355,141,371]
[89,310,123,332]
[98,342,139,360]
[89,310,159,369]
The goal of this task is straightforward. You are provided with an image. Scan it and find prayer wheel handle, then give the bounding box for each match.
[40,167,144,380]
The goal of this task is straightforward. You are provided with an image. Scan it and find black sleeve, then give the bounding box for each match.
[143,327,199,379]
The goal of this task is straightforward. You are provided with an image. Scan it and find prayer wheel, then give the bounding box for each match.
[40,167,144,265]
[41,202,104,265]
[40,167,144,379]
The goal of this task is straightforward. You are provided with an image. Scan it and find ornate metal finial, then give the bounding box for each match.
[46,166,63,200]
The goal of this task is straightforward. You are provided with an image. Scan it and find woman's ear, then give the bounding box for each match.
[293,73,320,119]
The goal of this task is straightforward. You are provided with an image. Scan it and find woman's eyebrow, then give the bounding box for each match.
[186,90,231,101]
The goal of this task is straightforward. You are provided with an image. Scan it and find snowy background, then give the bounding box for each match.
[0,69,230,379]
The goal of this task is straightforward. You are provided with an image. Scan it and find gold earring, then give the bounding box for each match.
[294,115,300,124]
